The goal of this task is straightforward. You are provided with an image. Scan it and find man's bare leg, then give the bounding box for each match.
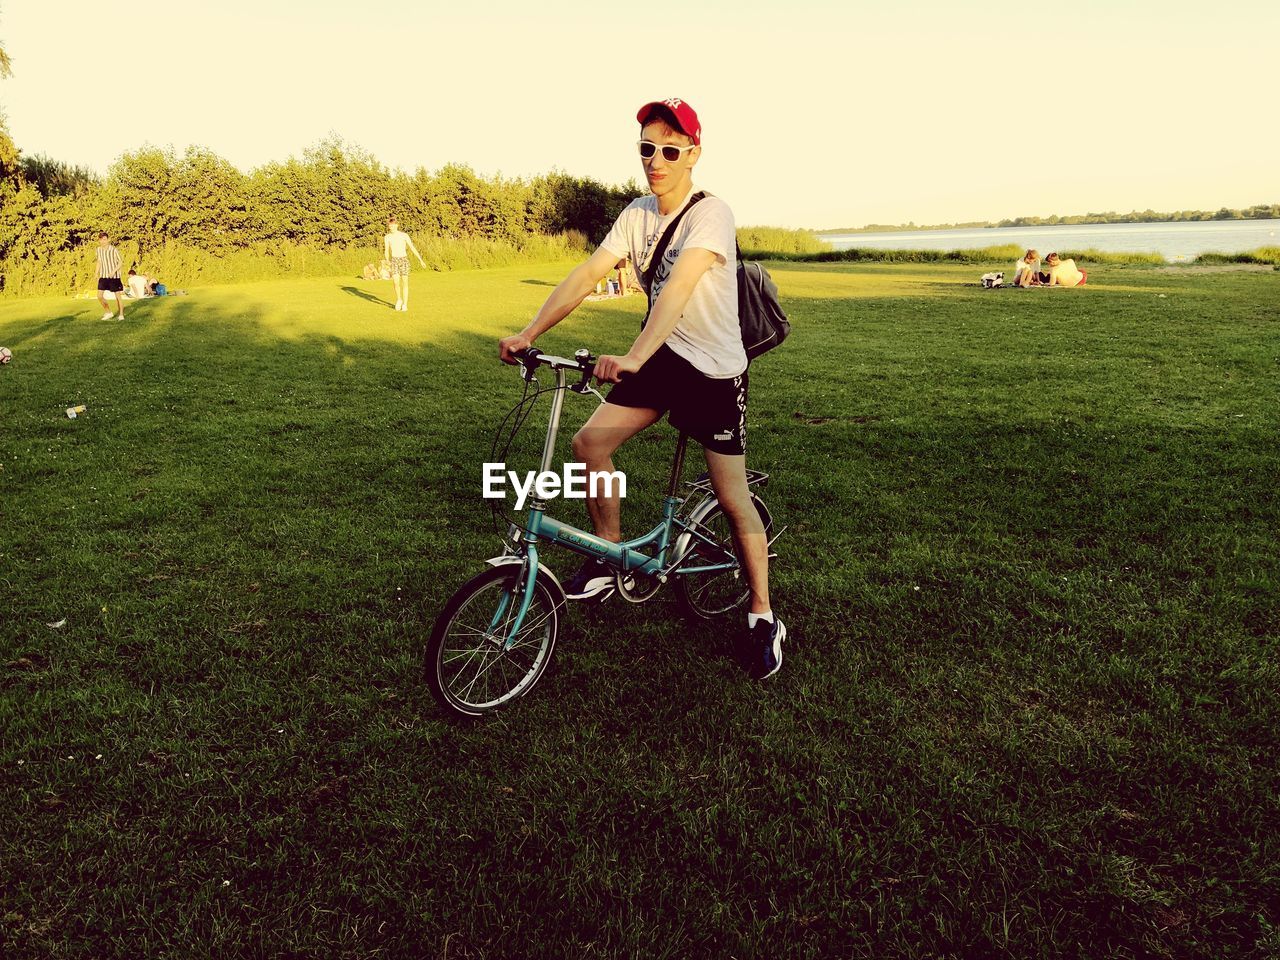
[705,448,784,678]
[703,451,770,614]
[115,292,125,319]
[391,275,404,309]
[571,402,663,542]
[97,290,111,318]
[402,275,410,310]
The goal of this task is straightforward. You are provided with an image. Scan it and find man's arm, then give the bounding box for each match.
[405,235,426,267]
[593,248,718,382]
[498,245,625,363]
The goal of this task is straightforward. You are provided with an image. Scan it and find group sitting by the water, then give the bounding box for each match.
[1014,249,1088,288]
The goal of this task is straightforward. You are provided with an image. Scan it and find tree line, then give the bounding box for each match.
[0,119,643,295]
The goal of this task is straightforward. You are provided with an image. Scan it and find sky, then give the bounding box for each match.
[1,0,1276,230]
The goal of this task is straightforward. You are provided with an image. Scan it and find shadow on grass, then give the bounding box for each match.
[521,279,557,286]
[339,285,396,308]
[3,280,1278,960]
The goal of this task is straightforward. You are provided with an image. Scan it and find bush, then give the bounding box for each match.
[789,244,1025,264]
[736,226,831,258]
[0,232,593,298]
[1193,247,1280,266]
[0,137,636,298]
[777,245,1171,266]
[1054,248,1165,265]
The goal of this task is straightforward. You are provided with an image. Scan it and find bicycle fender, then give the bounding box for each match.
[671,492,770,571]
[484,555,568,607]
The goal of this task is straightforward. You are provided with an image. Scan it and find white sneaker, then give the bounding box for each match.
[100,311,115,320]
[401,303,409,311]
[394,300,403,311]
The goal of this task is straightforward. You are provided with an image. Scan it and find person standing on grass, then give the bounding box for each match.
[498,97,787,681]
[382,215,426,311]
[94,232,126,320]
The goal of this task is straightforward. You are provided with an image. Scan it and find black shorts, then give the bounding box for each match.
[98,278,124,293]
[607,344,748,455]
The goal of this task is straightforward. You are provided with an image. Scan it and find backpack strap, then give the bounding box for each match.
[640,190,707,294]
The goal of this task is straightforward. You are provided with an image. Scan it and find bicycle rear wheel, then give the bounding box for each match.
[675,495,773,620]
[425,565,561,718]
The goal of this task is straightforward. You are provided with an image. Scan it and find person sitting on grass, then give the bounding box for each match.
[126,268,150,299]
[1045,252,1088,287]
[1014,249,1048,287]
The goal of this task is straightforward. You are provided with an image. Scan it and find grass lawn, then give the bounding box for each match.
[2,262,1277,958]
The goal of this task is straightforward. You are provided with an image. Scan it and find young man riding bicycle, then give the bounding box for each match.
[498,97,785,680]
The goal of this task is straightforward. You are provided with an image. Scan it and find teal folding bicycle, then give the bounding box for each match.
[424,348,779,718]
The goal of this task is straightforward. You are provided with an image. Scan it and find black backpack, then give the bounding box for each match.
[640,191,790,362]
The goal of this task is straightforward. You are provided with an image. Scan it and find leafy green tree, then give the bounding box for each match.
[98,147,180,245]
[170,148,250,254]
[19,154,98,197]
[249,136,395,248]
[0,116,19,187]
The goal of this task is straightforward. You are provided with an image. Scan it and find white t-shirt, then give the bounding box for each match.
[1049,259,1084,287]
[600,187,745,378]
[127,274,149,298]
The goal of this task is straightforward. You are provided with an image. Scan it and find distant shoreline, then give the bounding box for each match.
[819,205,1280,236]
[808,218,1280,264]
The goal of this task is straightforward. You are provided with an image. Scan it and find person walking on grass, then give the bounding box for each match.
[94,232,126,320]
[498,97,786,681]
[382,216,426,311]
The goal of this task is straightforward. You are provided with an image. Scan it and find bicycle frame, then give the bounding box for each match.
[491,358,743,647]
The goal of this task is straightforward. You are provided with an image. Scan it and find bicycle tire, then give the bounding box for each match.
[424,565,562,718]
[675,494,773,620]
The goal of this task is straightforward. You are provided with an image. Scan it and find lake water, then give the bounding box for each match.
[819,218,1280,262]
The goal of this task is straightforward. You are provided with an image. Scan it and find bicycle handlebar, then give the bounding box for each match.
[513,347,594,373]
[513,347,600,391]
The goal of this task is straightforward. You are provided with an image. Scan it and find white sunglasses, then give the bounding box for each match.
[637,140,697,162]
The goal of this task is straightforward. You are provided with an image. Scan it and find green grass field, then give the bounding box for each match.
[2,262,1277,959]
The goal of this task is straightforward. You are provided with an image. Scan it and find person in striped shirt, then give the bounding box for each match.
[95,232,126,320]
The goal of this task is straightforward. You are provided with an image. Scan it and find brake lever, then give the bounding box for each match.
[518,348,541,384]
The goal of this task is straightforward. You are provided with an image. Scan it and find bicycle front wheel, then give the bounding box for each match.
[675,495,773,620]
[424,565,561,718]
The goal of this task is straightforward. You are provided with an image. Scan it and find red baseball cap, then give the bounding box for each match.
[636,98,701,145]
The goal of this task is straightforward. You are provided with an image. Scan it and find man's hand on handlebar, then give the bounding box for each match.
[594,353,643,384]
[499,333,533,365]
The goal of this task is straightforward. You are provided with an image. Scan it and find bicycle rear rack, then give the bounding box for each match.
[683,468,770,493]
